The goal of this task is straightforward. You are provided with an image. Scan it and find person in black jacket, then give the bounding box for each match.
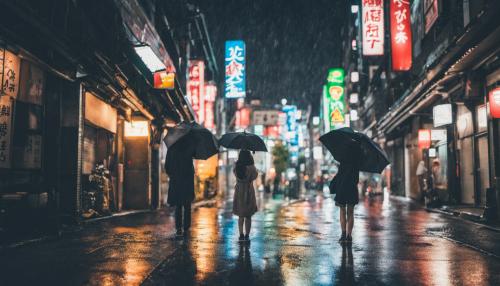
[331,141,360,244]
[165,135,196,237]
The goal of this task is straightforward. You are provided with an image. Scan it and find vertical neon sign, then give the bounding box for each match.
[224,41,246,98]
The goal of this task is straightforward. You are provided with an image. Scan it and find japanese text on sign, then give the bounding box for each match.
[204,83,217,130]
[1,49,21,98]
[390,0,412,71]
[187,60,205,123]
[362,0,385,56]
[0,96,12,168]
[225,41,246,98]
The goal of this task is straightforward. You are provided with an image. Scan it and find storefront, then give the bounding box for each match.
[0,46,77,229]
[81,91,118,216]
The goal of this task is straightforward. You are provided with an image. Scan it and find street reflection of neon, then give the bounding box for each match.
[123,257,150,285]
[190,208,218,281]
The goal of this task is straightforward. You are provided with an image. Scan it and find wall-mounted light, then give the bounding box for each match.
[349,93,359,104]
[351,71,359,83]
[134,45,165,72]
[312,116,320,126]
[350,109,359,121]
[125,121,149,137]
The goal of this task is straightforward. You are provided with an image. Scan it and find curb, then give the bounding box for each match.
[82,209,153,224]
[425,207,500,232]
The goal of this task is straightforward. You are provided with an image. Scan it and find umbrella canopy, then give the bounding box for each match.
[164,121,219,160]
[219,132,268,152]
[319,127,389,173]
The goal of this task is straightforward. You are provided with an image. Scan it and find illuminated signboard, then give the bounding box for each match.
[489,87,500,119]
[153,71,175,89]
[0,49,21,98]
[187,60,205,123]
[235,107,250,129]
[323,68,346,132]
[362,0,384,56]
[327,68,344,84]
[0,96,12,168]
[225,40,246,98]
[433,104,452,127]
[283,105,298,146]
[418,129,431,149]
[204,83,217,130]
[390,0,412,71]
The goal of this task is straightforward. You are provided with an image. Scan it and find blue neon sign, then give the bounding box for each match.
[224,41,246,98]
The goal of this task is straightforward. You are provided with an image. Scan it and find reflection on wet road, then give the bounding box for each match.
[143,193,500,286]
[2,192,500,285]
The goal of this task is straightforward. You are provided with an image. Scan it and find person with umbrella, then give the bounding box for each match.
[232,150,258,243]
[320,127,389,245]
[164,122,219,237]
[331,141,361,244]
[219,131,266,243]
[165,135,196,237]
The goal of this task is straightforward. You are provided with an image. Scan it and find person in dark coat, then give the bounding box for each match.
[165,135,196,237]
[332,141,360,244]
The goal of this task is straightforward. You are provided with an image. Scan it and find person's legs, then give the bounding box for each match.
[339,206,347,233]
[238,216,245,236]
[175,204,183,234]
[183,202,191,231]
[244,216,252,237]
[346,205,354,238]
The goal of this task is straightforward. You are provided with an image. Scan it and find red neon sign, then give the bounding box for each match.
[390,0,412,71]
[418,129,431,149]
[489,87,500,119]
[187,60,205,123]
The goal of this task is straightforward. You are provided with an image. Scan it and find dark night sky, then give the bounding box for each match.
[195,0,344,112]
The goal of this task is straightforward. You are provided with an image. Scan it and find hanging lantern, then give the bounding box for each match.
[418,129,431,149]
[489,87,500,118]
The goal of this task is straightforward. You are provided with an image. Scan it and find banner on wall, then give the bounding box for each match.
[361,0,385,56]
[0,96,13,168]
[1,49,21,98]
[225,40,246,98]
[390,0,412,71]
[187,60,205,123]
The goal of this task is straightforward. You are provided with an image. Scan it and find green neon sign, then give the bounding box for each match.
[327,68,345,84]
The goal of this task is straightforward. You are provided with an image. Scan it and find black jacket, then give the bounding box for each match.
[165,136,195,206]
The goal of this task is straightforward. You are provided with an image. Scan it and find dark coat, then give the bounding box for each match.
[333,145,360,205]
[165,136,195,206]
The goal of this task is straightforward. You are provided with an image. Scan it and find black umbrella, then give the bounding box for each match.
[219,131,267,152]
[319,127,389,173]
[164,121,219,160]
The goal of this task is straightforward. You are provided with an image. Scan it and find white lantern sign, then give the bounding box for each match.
[433,104,452,127]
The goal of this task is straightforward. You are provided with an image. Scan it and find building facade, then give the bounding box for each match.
[0,0,219,231]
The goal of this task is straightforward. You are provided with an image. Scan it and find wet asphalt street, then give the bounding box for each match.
[2,192,500,286]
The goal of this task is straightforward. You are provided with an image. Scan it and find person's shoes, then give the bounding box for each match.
[176,229,183,237]
[238,234,245,243]
[244,234,250,243]
[346,235,352,244]
[338,233,347,243]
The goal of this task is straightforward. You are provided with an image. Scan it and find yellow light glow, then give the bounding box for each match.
[125,121,149,137]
